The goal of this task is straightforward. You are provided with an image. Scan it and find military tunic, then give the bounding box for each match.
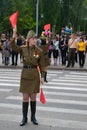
[40,43,50,67]
[12,40,45,94]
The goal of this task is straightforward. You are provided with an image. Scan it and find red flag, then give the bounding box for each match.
[9,11,18,28]
[40,88,46,104]
[44,24,51,30]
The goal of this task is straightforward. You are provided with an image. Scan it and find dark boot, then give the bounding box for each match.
[30,101,38,125]
[44,72,48,83]
[20,102,29,126]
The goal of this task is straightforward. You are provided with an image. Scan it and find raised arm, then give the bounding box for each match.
[11,26,22,53]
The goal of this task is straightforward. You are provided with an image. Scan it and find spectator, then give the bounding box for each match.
[53,37,60,65]
[66,34,78,68]
[0,33,6,64]
[2,37,11,65]
[39,37,51,82]
[59,36,68,66]
[77,36,86,68]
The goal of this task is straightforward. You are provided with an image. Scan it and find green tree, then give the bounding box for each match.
[0,0,36,35]
[0,0,87,35]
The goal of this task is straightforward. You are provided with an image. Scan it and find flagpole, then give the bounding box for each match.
[36,0,39,35]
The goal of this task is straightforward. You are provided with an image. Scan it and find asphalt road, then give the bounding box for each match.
[0,68,87,130]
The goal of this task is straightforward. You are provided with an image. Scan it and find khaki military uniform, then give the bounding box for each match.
[40,43,50,67]
[12,40,45,94]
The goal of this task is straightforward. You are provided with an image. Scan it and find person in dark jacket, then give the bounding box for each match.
[59,36,68,66]
[39,36,50,82]
[12,27,45,126]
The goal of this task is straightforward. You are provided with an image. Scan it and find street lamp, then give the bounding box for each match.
[36,0,39,35]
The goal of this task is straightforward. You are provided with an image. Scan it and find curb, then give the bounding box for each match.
[48,66,87,71]
[0,65,87,71]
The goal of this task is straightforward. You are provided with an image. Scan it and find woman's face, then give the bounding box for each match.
[80,38,82,41]
[27,37,37,46]
[80,38,84,42]
[1,34,6,39]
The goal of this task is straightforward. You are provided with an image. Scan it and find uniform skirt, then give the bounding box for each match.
[19,68,40,94]
[44,55,50,67]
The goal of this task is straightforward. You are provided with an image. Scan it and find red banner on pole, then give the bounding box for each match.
[44,24,51,30]
[9,11,18,28]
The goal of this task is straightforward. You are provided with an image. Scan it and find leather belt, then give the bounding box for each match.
[23,65,37,69]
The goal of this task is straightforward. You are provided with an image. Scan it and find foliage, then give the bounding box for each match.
[0,0,87,36]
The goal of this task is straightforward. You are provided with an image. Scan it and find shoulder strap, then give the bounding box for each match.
[70,39,75,47]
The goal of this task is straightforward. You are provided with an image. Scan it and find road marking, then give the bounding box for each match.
[59,76,87,80]
[0,69,87,129]
[0,88,12,92]
[0,83,19,87]
[0,82,87,92]
[0,79,19,83]
[52,79,87,83]
[6,96,87,106]
[44,91,87,97]
[0,74,20,77]
[0,76,20,80]
[43,86,87,91]
[65,75,87,78]
[0,113,87,129]
[0,103,87,115]
[48,70,63,74]
[47,82,87,86]
[0,69,21,72]
[70,72,87,75]
[6,91,87,97]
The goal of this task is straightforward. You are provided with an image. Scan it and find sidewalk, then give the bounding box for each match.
[49,53,87,71]
[0,53,87,71]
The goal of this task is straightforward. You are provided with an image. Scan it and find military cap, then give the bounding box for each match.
[27,30,37,39]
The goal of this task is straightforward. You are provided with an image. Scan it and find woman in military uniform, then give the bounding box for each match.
[39,37,50,82]
[12,27,45,126]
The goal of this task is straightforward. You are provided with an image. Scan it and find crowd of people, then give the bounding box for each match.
[37,32,87,68]
[0,33,25,66]
[51,33,87,68]
[0,31,87,68]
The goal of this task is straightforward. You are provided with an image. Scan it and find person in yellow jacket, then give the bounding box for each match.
[77,36,86,68]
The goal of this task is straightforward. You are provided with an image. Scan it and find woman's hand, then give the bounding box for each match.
[12,26,17,38]
[40,78,44,85]
[84,51,86,55]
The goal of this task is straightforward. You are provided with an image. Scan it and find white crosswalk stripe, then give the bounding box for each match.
[6,96,87,105]
[0,68,87,129]
[52,79,87,83]
[0,88,12,92]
